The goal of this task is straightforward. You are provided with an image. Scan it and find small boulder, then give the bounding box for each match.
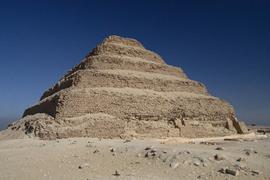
[78,163,90,169]
[219,167,239,176]
[214,154,226,161]
[110,147,116,152]
[251,170,261,175]
[225,169,239,176]
[215,147,224,151]
[236,157,246,162]
[193,161,200,166]
[244,148,257,156]
[170,161,179,169]
[144,146,152,151]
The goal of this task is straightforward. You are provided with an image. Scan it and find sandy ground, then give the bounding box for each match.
[0,133,269,180]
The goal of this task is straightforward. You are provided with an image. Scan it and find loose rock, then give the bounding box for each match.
[251,170,261,175]
[236,157,246,162]
[215,147,224,151]
[193,161,200,166]
[226,169,239,176]
[219,167,239,176]
[78,163,90,169]
[144,146,153,151]
[170,161,179,169]
[214,154,226,161]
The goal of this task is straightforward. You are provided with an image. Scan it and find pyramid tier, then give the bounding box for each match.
[84,54,186,78]
[25,87,234,127]
[60,54,187,83]
[40,69,208,100]
[88,41,165,64]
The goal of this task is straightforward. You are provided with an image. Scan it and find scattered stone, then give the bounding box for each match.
[158,153,169,162]
[170,161,179,169]
[186,151,191,154]
[78,163,90,169]
[193,156,206,163]
[150,149,157,154]
[236,157,246,162]
[113,170,120,176]
[183,160,188,165]
[244,148,257,156]
[233,163,250,172]
[202,163,208,167]
[130,161,140,165]
[225,169,239,176]
[144,146,159,158]
[219,167,239,176]
[193,161,200,166]
[93,149,99,154]
[214,154,226,161]
[181,150,191,154]
[144,151,150,158]
[200,141,217,145]
[145,151,157,158]
[215,147,224,151]
[251,170,261,175]
[110,147,115,152]
[144,146,153,151]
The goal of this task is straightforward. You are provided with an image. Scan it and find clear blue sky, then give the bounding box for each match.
[0,0,269,126]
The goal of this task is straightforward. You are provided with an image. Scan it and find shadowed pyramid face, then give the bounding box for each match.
[10,35,248,139]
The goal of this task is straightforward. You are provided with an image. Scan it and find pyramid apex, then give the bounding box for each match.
[102,35,144,48]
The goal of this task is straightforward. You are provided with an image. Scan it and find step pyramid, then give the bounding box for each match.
[6,35,248,139]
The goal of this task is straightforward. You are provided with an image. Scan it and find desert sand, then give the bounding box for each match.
[0,132,269,180]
